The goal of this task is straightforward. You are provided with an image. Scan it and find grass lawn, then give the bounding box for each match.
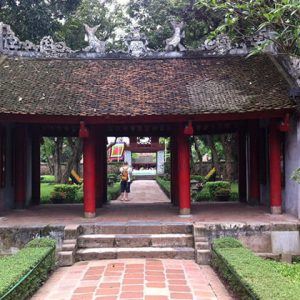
[40,183,83,203]
[40,183,56,203]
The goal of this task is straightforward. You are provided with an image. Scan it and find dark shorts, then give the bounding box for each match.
[121,181,131,193]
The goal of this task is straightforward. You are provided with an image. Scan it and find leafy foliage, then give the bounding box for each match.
[197,0,300,56]
[107,182,121,201]
[127,0,219,49]
[206,181,231,200]
[291,167,300,184]
[0,0,80,43]
[155,176,171,198]
[0,238,55,300]
[51,184,81,203]
[213,237,243,248]
[212,237,300,300]
[56,0,126,50]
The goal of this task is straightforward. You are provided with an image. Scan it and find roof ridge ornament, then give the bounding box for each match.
[125,25,150,57]
[165,21,186,52]
[83,24,106,54]
[40,36,73,55]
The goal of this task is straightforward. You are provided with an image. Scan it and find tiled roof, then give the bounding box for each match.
[0,55,294,117]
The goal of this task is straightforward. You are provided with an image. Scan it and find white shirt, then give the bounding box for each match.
[120,166,132,182]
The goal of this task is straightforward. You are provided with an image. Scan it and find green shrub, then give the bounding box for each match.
[107,182,121,201]
[40,175,55,183]
[206,181,230,200]
[0,238,56,300]
[212,237,300,300]
[25,238,56,249]
[50,184,80,203]
[213,237,243,248]
[292,256,300,263]
[190,175,205,183]
[156,176,171,198]
[108,174,118,186]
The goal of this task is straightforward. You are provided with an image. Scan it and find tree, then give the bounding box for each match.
[127,0,220,49]
[41,137,82,184]
[56,0,126,50]
[197,0,300,56]
[0,0,80,43]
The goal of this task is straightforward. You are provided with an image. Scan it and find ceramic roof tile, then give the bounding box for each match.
[0,55,294,117]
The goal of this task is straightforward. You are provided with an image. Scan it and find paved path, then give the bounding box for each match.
[114,180,170,204]
[32,259,234,300]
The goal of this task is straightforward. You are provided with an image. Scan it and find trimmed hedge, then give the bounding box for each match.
[212,237,300,300]
[0,238,56,300]
[155,176,171,198]
[108,182,121,201]
[50,184,80,203]
[206,181,231,200]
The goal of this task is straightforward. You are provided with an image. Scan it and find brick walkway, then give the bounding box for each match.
[31,259,234,300]
[114,180,170,204]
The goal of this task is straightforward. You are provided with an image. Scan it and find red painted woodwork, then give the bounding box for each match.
[238,131,247,202]
[183,121,194,135]
[14,126,27,208]
[249,122,260,204]
[96,133,106,208]
[269,120,282,213]
[170,136,179,206]
[31,134,40,205]
[102,139,108,204]
[0,109,291,125]
[83,127,96,217]
[279,113,289,132]
[79,121,89,138]
[177,128,191,214]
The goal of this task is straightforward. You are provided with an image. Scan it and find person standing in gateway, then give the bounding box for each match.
[120,162,132,201]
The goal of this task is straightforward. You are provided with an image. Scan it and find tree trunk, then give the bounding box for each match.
[54,137,63,183]
[206,135,221,176]
[193,136,203,168]
[61,138,83,184]
[220,134,236,181]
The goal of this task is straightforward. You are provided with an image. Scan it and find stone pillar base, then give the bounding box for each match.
[179,208,191,216]
[84,212,96,218]
[271,206,282,214]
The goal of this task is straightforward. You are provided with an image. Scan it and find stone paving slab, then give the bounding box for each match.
[31,259,235,300]
[114,180,170,204]
[1,180,299,226]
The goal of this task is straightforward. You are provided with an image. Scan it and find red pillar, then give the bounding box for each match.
[96,133,105,208]
[249,121,260,204]
[103,138,108,204]
[177,129,191,215]
[31,133,40,205]
[170,136,179,206]
[14,126,27,209]
[238,130,247,202]
[269,121,282,214]
[83,127,96,218]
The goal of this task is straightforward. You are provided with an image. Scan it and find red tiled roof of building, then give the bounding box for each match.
[0,55,294,117]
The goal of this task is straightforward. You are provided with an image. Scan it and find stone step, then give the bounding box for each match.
[194,236,208,243]
[78,233,194,248]
[58,251,75,266]
[193,225,208,238]
[80,222,193,235]
[195,241,210,250]
[195,250,211,265]
[76,247,195,261]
